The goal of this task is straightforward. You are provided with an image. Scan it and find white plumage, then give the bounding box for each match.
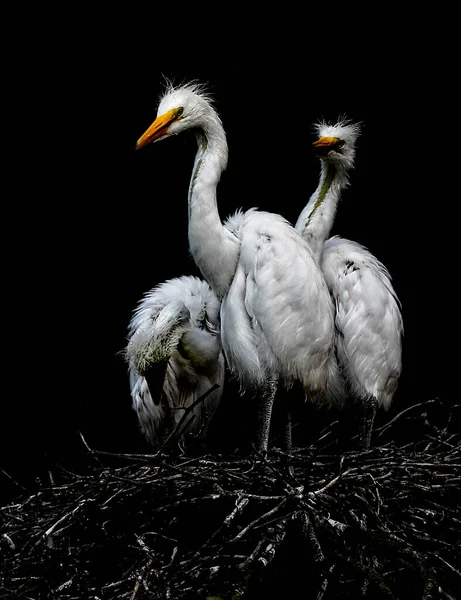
[136,81,343,454]
[295,119,404,448]
[125,275,225,448]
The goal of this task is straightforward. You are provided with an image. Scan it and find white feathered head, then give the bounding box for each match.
[312,118,361,172]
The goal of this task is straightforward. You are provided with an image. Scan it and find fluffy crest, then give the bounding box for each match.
[314,117,362,147]
[155,78,219,128]
[158,77,215,109]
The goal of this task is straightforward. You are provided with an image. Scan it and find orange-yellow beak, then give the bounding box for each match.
[312,136,340,155]
[136,108,178,150]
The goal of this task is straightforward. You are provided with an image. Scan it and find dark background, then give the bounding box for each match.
[3,29,456,502]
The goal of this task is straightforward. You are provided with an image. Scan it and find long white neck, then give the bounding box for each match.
[295,160,350,262]
[187,120,240,300]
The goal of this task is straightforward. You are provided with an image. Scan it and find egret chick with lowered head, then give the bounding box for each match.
[125,275,225,449]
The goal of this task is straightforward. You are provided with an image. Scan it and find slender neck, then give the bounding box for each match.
[187,120,240,300]
[295,159,349,261]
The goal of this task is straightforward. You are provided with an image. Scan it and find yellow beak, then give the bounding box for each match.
[136,108,178,150]
[312,136,340,152]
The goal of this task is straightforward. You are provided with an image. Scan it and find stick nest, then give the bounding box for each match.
[1,398,460,600]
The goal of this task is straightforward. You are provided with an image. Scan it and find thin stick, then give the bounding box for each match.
[130,557,153,600]
[375,399,439,437]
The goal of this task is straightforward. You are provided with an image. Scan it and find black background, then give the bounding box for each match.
[3,24,457,502]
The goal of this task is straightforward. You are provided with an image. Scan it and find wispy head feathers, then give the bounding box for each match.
[314,116,362,146]
[158,77,216,111]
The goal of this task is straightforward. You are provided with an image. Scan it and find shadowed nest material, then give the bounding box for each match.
[1,398,460,599]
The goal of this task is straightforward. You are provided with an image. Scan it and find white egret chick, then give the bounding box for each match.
[295,119,403,449]
[126,275,225,448]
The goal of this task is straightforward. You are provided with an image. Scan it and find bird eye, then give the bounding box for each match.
[176,107,184,119]
[336,140,345,149]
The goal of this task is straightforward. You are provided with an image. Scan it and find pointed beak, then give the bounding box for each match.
[136,108,179,150]
[312,136,340,155]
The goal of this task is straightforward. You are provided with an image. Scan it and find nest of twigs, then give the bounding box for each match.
[1,398,460,600]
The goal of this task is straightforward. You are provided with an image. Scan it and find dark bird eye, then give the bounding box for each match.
[176,107,184,118]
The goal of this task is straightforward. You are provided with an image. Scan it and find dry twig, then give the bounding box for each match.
[1,398,459,599]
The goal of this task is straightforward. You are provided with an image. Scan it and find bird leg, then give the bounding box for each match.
[361,396,378,450]
[255,378,278,456]
[282,409,296,480]
[284,410,293,454]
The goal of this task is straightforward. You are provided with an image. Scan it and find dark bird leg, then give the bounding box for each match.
[361,397,378,450]
[282,408,296,480]
[284,410,293,454]
[255,378,278,456]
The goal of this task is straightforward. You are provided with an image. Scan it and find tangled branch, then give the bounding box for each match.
[1,399,459,599]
